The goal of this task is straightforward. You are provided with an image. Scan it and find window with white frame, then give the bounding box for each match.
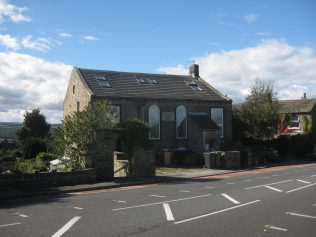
[176,105,187,139]
[290,115,299,128]
[148,105,160,139]
[211,108,224,138]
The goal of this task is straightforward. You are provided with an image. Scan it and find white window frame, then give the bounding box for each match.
[211,108,224,138]
[148,104,160,140]
[176,105,187,139]
[290,115,300,128]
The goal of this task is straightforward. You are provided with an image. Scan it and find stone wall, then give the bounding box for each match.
[64,68,92,118]
[0,169,96,187]
[85,129,118,180]
[98,97,232,157]
[132,149,156,177]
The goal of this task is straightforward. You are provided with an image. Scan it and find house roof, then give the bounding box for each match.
[279,99,316,114]
[189,115,219,130]
[76,67,229,102]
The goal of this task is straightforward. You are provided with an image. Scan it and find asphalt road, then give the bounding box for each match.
[1,163,316,237]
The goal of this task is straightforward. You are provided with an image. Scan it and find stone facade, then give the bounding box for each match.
[63,68,93,118]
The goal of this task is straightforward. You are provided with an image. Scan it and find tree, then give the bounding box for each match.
[54,100,117,170]
[241,80,280,140]
[16,108,50,142]
[115,118,150,175]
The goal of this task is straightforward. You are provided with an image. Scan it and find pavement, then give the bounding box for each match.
[0,158,314,201]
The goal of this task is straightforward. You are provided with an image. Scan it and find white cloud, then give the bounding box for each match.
[21,35,51,52]
[158,39,316,102]
[0,33,19,50]
[81,35,98,41]
[0,0,31,23]
[244,13,258,24]
[0,52,72,123]
[59,32,73,38]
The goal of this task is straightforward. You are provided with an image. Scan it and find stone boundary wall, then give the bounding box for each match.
[0,168,96,187]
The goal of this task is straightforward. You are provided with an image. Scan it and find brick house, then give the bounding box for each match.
[64,64,232,157]
[279,96,316,134]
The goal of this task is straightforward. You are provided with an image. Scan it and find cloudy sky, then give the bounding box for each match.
[0,0,316,123]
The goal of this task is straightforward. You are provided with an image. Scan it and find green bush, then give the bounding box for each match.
[14,157,47,173]
[36,152,56,166]
[22,137,47,159]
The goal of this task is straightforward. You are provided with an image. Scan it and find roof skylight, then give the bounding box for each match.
[134,76,159,85]
[95,75,111,88]
[185,80,202,92]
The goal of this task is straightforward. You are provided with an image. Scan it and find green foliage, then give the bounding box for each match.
[22,137,47,159]
[115,118,150,159]
[16,108,50,142]
[54,100,116,170]
[36,152,56,166]
[14,157,47,173]
[115,118,150,176]
[232,108,247,140]
[241,80,280,140]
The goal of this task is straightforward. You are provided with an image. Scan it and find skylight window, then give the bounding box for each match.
[95,75,110,88]
[134,76,159,85]
[185,80,202,92]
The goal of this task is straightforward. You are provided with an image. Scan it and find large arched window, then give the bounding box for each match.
[176,105,187,139]
[148,104,160,139]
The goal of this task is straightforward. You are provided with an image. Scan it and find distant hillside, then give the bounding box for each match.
[0,122,61,140]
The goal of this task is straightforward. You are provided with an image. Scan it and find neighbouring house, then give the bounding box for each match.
[279,95,316,135]
[64,64,232,158]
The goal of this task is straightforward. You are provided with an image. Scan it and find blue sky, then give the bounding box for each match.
[0,0,316,122]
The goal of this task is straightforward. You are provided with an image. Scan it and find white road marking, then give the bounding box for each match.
[19,214,29,218]
[179,190,191,193]
[313,204,316,207]
[286,212,316,219]
[271,174,279,177]
[204,186,215,189]
[163,203,174,221]
[73,207,83,210]
[297,179,311,184]
[245,180,293,189]
[51,216,81,237]
[264,186,283,192]
[310,174,316,177]
[286,183,316,193]
[149,195,166,198]
[112,194,212,211]
[0,222,21,228]
[114,200,127,203]
[265,225,288,232]
[174,200,261,224]
[244,180,252,182]
[221,193,240,204]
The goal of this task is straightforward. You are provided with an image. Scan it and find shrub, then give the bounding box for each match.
[14,157,47,173]
[22,137,47,159]
[36,152,56,166]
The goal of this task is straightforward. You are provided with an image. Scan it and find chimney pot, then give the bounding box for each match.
[304,93,306,99]
[189,63,199,79]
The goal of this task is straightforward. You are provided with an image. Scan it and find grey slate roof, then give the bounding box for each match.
[77,67,229,101]
[189,115,219,130]
[279,99,316,114]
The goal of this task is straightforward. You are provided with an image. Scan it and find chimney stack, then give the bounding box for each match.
[189,63,199,79]
[304,92,306,99]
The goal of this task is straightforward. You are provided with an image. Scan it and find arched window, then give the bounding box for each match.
[176,105,187,139]
[148,105,160,139]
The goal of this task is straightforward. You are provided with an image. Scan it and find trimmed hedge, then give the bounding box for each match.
[243,134,315,158]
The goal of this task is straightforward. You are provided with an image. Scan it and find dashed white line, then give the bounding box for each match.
[265,225,288,232]
[264,186,283,192]
[19,214,29,218]
[0,222,21,228]
[221,193,240,204]
[286,183,316,193]
[113,200,127,203]
[113,194,212,211]
[174,200,261,224]
[73,207,83,210]
[286,212,316,219]
[310,174,316,177]
[51,216,81,237]
[149,195,166,198]
[245,180,293,189]
[179,190,191,193]
[163,203,175,221]
[297,179,311,184]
